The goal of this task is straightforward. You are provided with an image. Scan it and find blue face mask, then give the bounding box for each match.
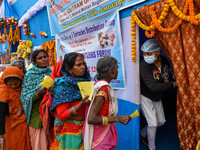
[144,55,156,64]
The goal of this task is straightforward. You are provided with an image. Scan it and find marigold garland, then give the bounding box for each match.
[131,17,136,62]
[131,0,200,38]
[41,40,57,65]
[2,55,6,64]
[46,40,55,50]
[8,26,13,43]
[13,26,21,45]
[0,26,20,44]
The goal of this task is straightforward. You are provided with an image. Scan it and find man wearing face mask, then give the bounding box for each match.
[139,39,177,150]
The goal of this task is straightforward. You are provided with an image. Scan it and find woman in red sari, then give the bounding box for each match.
[40,60,63,150]
[83,56,131,150]
[51,52,90,150]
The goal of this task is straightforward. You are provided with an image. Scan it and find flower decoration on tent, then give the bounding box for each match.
[0,18,5,28]
[0,16,20,48]
[0,0,2,5]
[131,0,200,38]
[131,16,136,62]
[40,31,47,37]
[5,17,18,27]
[0,17,18,28]
[23,22,30,36]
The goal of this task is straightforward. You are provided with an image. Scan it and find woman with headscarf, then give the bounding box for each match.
[50,52,91,150]
[0,67,31,150]
[39,60,63,150]
[10,58,26,74]
[21,49,52,150]
[83,56,131,150]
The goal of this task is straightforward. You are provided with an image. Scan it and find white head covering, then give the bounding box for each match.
[141,39,161,52]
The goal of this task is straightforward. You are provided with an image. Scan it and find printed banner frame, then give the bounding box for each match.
[56,11,126,89]
[47,0,146,35]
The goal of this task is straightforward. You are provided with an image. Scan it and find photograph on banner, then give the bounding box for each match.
[56,11,125,88]
[0,41,9,56]
[47,0,146,35]
[0,41,10,64]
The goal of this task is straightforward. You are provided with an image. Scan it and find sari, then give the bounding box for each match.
[51,67,90,150]
[21,64,51,124]
[39,61,63,150]
[83,80,118,150]
[20,64,51,150]
[0,67,31,150]
[10,59,26,74]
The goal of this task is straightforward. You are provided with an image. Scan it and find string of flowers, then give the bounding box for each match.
[0,17,20,44]
[0,26,20,45]
[131,16,136,62]
[131,0,200,38]
[150,0,189,32]
[144,2,170,37]
[47,40,57,62]
[1,27,8,42]
[0,17,18,28]
[8,26,13,43]
[169,0,200,24]
[54,47,57,63]
[2,56,6,64]
[46,40,55,50]
[13,26,20,45]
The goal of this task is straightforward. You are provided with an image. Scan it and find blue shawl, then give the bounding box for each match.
[51,68,91,111]
[20,65,52,124]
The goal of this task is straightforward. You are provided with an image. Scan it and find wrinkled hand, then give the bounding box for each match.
[48,86,54,97]
[37,87,47,97]
[81,95,90,105]
[118,115,131,125]
[0,139,6,150]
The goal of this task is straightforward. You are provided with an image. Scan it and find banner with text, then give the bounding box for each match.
[56,12,125,88]
[47,0,145,35]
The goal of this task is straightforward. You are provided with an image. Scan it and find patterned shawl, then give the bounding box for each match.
[50,67,91,111]
[21,64,52,124]
[39,60,63,146]
[10,59,26,74]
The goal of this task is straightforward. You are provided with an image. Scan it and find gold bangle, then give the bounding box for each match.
[72,106,78,115]
[103,116,109,125]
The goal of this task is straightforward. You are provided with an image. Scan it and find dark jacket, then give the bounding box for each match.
[140,55,175,101]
